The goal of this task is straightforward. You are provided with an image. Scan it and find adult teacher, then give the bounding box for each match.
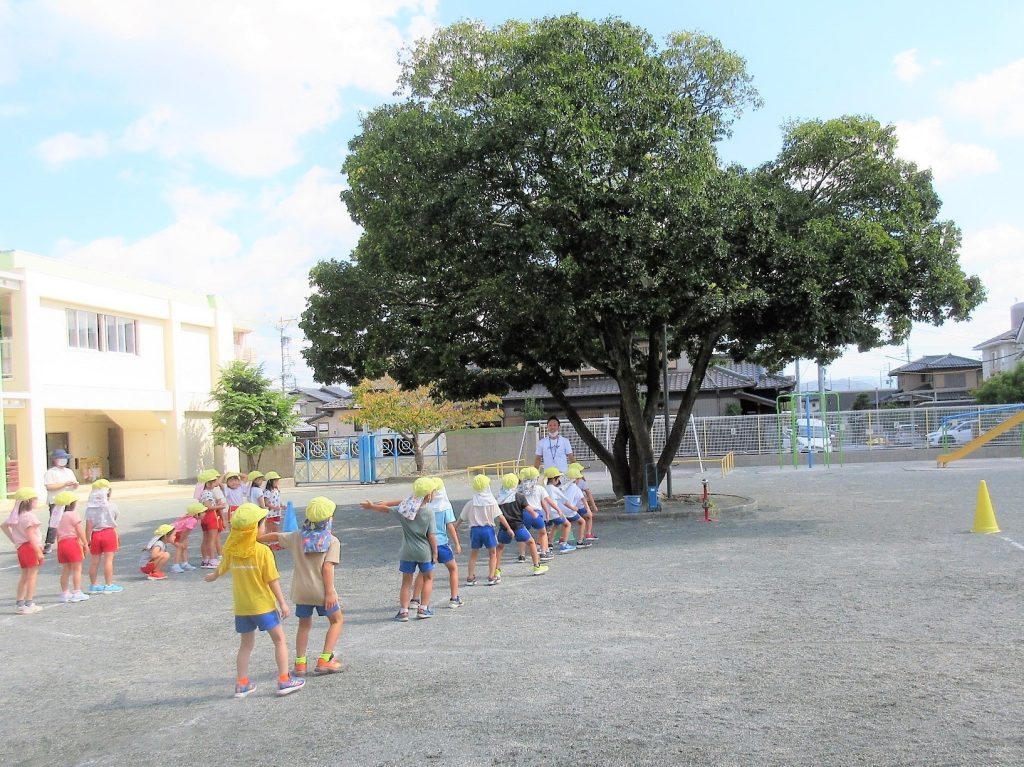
[42,448,79,554]
[534,416,576,475]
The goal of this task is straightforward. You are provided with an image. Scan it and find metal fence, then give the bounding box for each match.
[294,433,447,484]
[526,404,1024,461]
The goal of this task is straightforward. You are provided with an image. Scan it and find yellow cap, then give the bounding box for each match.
[568,462,585,473]
[197,469,220,483]
[502,473,519,490]
[13,487,38,501]
[471,474,491,493]
[431,477,445,492]
[154,523,174,537]
[223,471,241,480]
[186,502,206,515]
[231,503,267,530]
[412,477,435,498]
[567,467,583,480]
[92,478,112,490]
[543,467,562,479]
[305,496,336,523]
[247,470,264,482]
[263,471,281,481]
[54,490,77,506]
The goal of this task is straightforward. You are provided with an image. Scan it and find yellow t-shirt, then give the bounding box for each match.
[217,544,280,616]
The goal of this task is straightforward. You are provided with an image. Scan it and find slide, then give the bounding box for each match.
[936,410,1024,467]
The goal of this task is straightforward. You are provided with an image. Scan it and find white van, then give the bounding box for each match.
[783,419,834,452]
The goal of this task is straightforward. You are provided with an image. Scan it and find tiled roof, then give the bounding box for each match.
[505,363,793,401]
[291,386,349,403]
[888,354,981,375]
[973,330,1018,350]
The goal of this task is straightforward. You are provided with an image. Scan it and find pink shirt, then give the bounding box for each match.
[9,512,42,547]
[56,509,84,541]
[173,515,199,533]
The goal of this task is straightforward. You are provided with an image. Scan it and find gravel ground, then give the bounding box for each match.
[1,459,1022,766]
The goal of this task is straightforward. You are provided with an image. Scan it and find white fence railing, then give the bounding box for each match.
[526,404,1024,461]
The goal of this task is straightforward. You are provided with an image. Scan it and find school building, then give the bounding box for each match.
[0,249,256,491]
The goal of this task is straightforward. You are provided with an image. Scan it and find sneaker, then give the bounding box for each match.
[181,562,197,571]
[293,659,307,677]
[147,572,168,581]
[23,603,43,614]
[43,544,53,555]
[234,682,257,699]
[70,591,90,602]
[516,555,526,563]
[276,677,305,697]
[104,584,125,593]
[539,552,554,562]
[409,598,421,609]
[170,564,185,574]
[466,577,477,587]
[394,609,410,622]
[15,605,27,615]
[59,591,73,603]
[575,539,592,548]
[487,577,498,586]
[532,564,549,576]
[416,607,434,619]
[558,542,576,553]
[585,534,599,541]
[315,655,343,674]
[88,584,105,594]
[494,568,502,579]
[449,596,464,609]
[200,561,215,569]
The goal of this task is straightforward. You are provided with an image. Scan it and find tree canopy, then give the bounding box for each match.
[210,361,298,470]
[973,362,1024,405]
[301,15,984,497]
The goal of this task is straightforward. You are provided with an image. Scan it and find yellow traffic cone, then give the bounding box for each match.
[971,480,1000,534]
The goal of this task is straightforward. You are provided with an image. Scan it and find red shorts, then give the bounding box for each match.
[227,506,239,524]
[57,537,84,564]
[89,527,118,555]
[17,542,43,569]
[140,561,156,575]
[201,510,222,532]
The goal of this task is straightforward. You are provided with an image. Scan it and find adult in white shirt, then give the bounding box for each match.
[534,416,576,476]
[42,448,79,554]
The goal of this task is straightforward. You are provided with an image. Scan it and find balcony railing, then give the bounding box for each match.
[0,338,11,379]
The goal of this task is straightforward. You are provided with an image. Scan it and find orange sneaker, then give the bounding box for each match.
[293,658,307,677]
[314,654,342,674]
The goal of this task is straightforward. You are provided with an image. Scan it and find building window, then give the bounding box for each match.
[67,309,138,354]
[943,372,966,389]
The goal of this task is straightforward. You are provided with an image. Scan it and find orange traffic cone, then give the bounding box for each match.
[971,480,1000,534]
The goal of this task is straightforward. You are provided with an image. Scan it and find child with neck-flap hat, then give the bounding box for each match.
[205,503,304,698]
[360,477,439,622]
[495,473,548,578]
[2,488,45,614]
[52,489,90,602]
[568,462,599,542]
[171,503,203,573]
[412,477,463,610]
[261,496,344,676]
[517,467,552,560]
[460,474,515,587]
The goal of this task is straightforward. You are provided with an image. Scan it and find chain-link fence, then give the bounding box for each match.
[528,404,1024,461]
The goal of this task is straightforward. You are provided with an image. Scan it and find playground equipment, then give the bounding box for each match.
[971,480,1000,534]
[776,391,844,469]
[936,406,1024,468]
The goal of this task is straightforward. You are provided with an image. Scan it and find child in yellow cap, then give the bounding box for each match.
[139,525,173,580]
[2,488,45,614]
[261,496,343,675]
[360,478,439,621]
[86,479,124,594]
[459,475,515,586]
[197,470,225,569]
[412,478,463,610]
[205,503,304,698]
[171,503,205,573]
[53,489,90,603]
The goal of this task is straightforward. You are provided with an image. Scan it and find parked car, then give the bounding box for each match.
[783,419,836,452]
[927,420,978,447]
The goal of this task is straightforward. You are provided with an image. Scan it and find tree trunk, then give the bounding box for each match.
[411,433,424,474]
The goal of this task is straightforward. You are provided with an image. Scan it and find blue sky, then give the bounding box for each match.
[2,1,1022,390]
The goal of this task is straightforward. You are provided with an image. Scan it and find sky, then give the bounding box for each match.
[2,0,1022,392]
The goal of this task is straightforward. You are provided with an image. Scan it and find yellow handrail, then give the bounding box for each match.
[465,459,525,479]
[671,451,735,477]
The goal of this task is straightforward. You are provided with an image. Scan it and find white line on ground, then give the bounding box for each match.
[999,535,1024,551]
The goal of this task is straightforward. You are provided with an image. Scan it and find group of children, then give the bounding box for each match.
[193,469,286,571]
[1,478,125,613]
[360,462,599,622]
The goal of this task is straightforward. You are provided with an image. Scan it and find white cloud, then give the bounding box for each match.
[17,1,437,176]
[893,49,924,82]
[893,117,998,182]
[36,131,110,166]
[947,58,1024,136]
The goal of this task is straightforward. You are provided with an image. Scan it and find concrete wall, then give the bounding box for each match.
[240,441,296,477]
[446,426,535,469]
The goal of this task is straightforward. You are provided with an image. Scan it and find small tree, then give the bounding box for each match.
[210,361,299,471]
[974,362,1024,404]
[343,377,500,473]
[851,393,872,411]
[523,397,546,422]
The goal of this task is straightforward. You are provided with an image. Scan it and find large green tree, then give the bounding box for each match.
[301,15,983,497]
[973,362,1024,404]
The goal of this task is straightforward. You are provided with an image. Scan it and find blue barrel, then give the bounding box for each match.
[647,487,660,510]
[624,495,641,514]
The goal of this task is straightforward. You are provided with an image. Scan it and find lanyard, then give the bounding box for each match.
[547,436,562,460]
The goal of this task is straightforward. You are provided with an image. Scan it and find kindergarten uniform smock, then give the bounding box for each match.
[278,531,340,606]
[216,543,280,616]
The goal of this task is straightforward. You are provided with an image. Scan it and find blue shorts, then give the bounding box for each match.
[234,611,280,634]
[295,603,341,618]
[436,544,455,564]
[523,510,546,530]
[546,517,567,527]
[399,560,435,574]
[566,513,582,523]
[497,526,533,545]
[470,526,497,550]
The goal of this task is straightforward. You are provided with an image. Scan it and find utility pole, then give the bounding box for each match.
[662,323,672,498]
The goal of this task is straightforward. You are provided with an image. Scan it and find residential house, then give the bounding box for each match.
[502,357,794,425]
[973,302,1024,380]
[886,354,982,407]
[289,385,350,437]
[0,249,255,490]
